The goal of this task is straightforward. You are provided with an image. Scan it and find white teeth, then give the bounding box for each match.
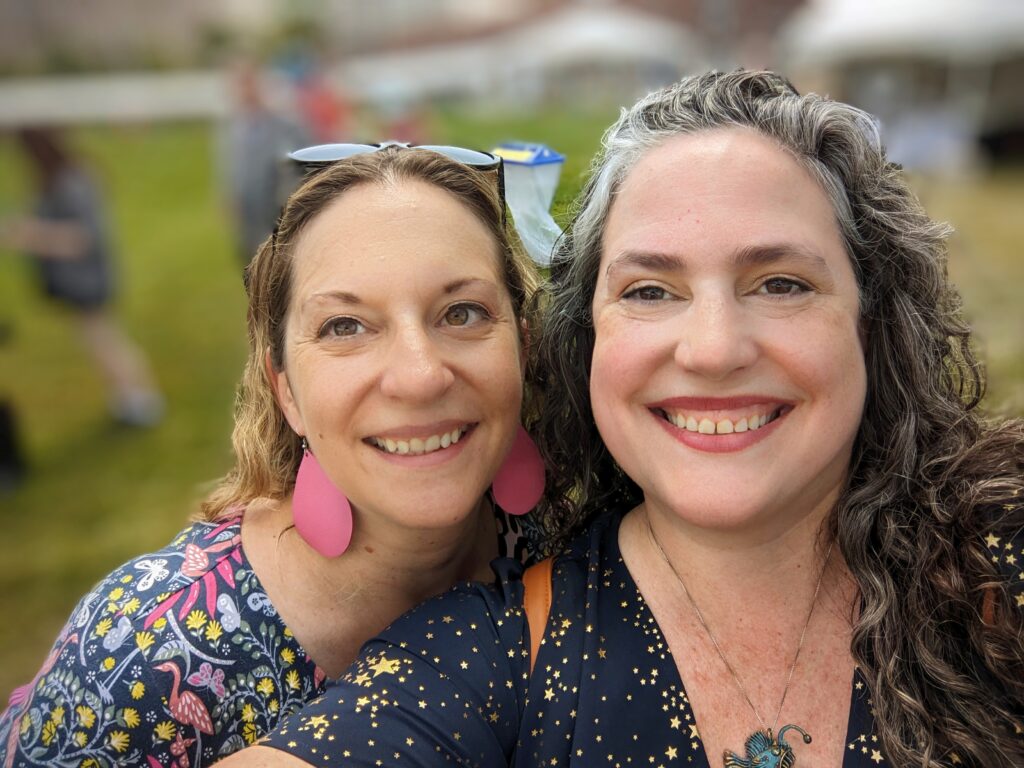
[663,409,780,435]
[373,427,467,456]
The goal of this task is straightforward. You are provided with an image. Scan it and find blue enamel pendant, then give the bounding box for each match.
[723,725,812,768]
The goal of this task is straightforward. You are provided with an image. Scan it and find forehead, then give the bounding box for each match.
[291,178,503,282]
[602,128,845,262]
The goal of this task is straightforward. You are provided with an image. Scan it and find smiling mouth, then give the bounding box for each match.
[655,406,788,435]
[368,424,473,456]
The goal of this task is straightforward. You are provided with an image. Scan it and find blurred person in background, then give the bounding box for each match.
[0,143,545,766]
[219,58,310,266]
[1,126,163,428]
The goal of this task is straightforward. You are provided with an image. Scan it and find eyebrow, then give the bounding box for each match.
[605,243,831,277]
[303,278,497,311]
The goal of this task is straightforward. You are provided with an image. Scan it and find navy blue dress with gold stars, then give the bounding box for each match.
[261,512,1023,767]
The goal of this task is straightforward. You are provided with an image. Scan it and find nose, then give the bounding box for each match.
[673,293,758,381]
[379,322,455,401]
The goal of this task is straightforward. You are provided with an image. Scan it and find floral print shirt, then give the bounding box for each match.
[261,511,1024,767]
[0,510,536,767]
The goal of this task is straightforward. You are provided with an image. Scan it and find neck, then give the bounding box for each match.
[629,496,843,618]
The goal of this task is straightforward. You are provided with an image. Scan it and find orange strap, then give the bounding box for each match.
[522,557,554,675]
[982,587,997,627]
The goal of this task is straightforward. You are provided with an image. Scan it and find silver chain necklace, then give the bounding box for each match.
[644,512,834,768]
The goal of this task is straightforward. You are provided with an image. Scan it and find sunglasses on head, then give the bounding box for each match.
[288,141,505,215]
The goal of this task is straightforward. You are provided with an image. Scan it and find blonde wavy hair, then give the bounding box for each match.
[201,147,540,520]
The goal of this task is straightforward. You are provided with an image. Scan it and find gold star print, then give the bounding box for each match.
[1015,592,1024,607]
[544,688,555,701]
[442,615,454,623]
[306,715,329,729]
[871,749,884,763]
[1008,554,1017,565]
[986,533,1001,548]
[418,700,427,709]
[489,712,499,723]
[665,746,678,759]
[689,724,699,740]
[356,697,370,708]
[669,717,681,730]
[460,661,469,670]
[950,753,962,764]
[598,648,607,659]
[353,673,370,686]
[369,656,401,677]
[561,618,572,629]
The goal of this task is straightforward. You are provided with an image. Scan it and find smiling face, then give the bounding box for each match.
[590,128,867,537]
[272,178,524,533]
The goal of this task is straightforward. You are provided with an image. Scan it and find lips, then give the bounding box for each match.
[649,396,793,439]
[367,424,472,456]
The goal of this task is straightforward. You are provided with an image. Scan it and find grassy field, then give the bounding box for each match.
[1,111,1022,697]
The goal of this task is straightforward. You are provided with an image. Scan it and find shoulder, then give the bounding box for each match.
[0,518,325,765]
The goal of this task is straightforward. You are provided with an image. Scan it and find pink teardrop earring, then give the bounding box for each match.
[491,425,545,516]
[292,437,354,557]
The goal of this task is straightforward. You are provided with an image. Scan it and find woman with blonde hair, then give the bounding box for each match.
[0,144,546,766]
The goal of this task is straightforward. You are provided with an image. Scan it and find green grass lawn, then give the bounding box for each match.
[1,111,1021,698]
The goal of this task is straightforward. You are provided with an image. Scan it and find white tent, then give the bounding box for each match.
[780,0,1024,169]
[782,0,1024,66]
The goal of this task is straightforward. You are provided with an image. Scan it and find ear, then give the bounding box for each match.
[518,317,530,377]
[266,350,305,436]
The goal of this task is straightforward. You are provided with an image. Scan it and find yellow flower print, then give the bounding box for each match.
[280,648,296,665]
[80,760,100,768]
[41,720,57,746]
[256,677,275,697]
[185,610,207,631]
[102,657,116,671]
[130,681,146,700]
[205,620,223,642]
[155,592,170,603]
[153,617,167,631]
[107,587,124,601]
[122,708,140,728]
[73,730,88,747]
[75,705,96,728]
[108,729,130,753]
[121,574,133,584]
[134,631,155,652]
[20,713,31,735]
[153,720,176,741]
[285,669,301,690]
[241,703,256,723]
[121,597,141,615]
[269,698,279,714]
[242,722,259,744]
[283,627,294,637]
[51,705,65,723]
[94,618,113,638]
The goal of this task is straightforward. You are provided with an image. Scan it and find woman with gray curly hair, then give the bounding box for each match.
[224,70,1023,768]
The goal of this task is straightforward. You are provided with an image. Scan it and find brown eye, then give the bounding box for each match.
[762,277,810,296]
[320,317,363,337]
[444,303,488,327]
[624,285,670,301]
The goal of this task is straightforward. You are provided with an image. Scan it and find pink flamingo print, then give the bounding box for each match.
[4,632,78,768]
[153,661,215,736]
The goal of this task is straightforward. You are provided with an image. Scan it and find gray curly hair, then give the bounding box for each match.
[533,70,1024,767]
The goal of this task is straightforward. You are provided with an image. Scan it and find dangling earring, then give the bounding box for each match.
[292,437,353,557]
[491,425,544,516]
